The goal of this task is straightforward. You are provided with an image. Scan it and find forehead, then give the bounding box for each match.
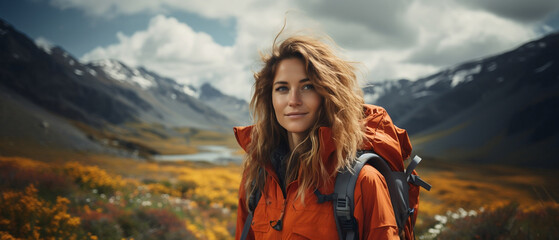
[273,58,308,82]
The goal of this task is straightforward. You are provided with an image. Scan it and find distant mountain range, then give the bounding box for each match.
[0,18,249,130]
[364,32,559,167]
[1,17,557,167]
[0,17,250,157]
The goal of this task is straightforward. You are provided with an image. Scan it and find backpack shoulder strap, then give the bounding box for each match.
[240,169,263,240]
[333,153,381,240]
[364,153,410,232]
[240,186,261,240]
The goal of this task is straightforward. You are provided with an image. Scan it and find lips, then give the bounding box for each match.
[285,112,308,117]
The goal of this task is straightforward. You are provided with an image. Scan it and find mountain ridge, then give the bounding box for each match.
[0,17,245,130]
[364,32,559,167]
[0,17,248,158]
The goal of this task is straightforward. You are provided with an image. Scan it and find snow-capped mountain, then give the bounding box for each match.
[89,59,160,90]
[364,32,559,167]
[0,17,241,133]
[84,59,239,129]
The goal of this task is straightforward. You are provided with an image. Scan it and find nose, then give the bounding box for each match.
[288,89,302,107]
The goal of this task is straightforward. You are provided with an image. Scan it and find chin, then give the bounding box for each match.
[284,125,312,134]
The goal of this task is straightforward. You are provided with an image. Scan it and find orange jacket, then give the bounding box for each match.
[234,104,411,240]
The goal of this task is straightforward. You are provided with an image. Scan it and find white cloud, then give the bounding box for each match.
[405,1,537,66]
[76,1,291,100]
[298,0,419,49]
[81,15,251,98]
[72,0,558,99]
[296,0,541,81]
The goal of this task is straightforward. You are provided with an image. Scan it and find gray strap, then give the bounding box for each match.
[409,175,432,191]
[333,153,379,240]
[241,173,262,240]
[240,189,262,240]
[405,155,422,179]
[333,167,357,240]
[240,211,253,240]
[346,231,355,240]
[405,155,432,191]
[363,154,410,231]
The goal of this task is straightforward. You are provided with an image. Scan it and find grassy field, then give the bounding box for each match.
[1,125,558,239]
[0,153,242,240]
[415,159,559,238]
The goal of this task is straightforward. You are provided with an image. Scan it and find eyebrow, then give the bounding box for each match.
[273,78,310,86]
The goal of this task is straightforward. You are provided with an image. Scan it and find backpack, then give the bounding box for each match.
[330,151,431,240]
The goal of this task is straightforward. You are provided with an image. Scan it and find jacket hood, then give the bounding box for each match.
[233,104,411,172]
[360,104,411,171]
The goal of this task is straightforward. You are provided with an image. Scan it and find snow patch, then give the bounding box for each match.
[181,85,198,97]
[534,61,553,73]
[412,91,432,98]
[424,75,444,88]
[487,62,497,72]
[130,75,155,89]
[87,68,97,76]
[69,59,75,66]
[93,59,157,89]
[74,69,83,76]
[34,37,54,55]
[451,65,482,87]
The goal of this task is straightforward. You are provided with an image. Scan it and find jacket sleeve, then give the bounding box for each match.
[354,165,400,240]
[235,178,254,240]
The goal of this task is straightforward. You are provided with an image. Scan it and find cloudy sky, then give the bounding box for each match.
[2,0,559,100]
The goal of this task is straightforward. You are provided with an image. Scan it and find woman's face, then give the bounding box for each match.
[272,58,323,137]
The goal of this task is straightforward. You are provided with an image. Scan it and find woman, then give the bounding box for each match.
[234,35,411,239]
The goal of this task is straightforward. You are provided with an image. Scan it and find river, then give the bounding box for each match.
[152,145,242,164]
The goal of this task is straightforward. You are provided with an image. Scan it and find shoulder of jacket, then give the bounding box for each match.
[363,104,388,117]
[356,165,387,188]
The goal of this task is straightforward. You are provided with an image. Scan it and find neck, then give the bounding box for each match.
[287,132,305,152]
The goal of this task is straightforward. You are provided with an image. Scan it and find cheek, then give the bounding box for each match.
[272,93,283,116]
[306,94,323,112]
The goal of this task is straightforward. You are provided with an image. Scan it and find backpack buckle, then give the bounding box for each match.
[336,195,352,220]
[336,195,358,239]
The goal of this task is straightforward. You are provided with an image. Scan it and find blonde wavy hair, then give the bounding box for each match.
[243,34,365,204]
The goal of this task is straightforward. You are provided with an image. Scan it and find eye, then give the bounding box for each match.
[275,86,288,92]
[302,84,315,90]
